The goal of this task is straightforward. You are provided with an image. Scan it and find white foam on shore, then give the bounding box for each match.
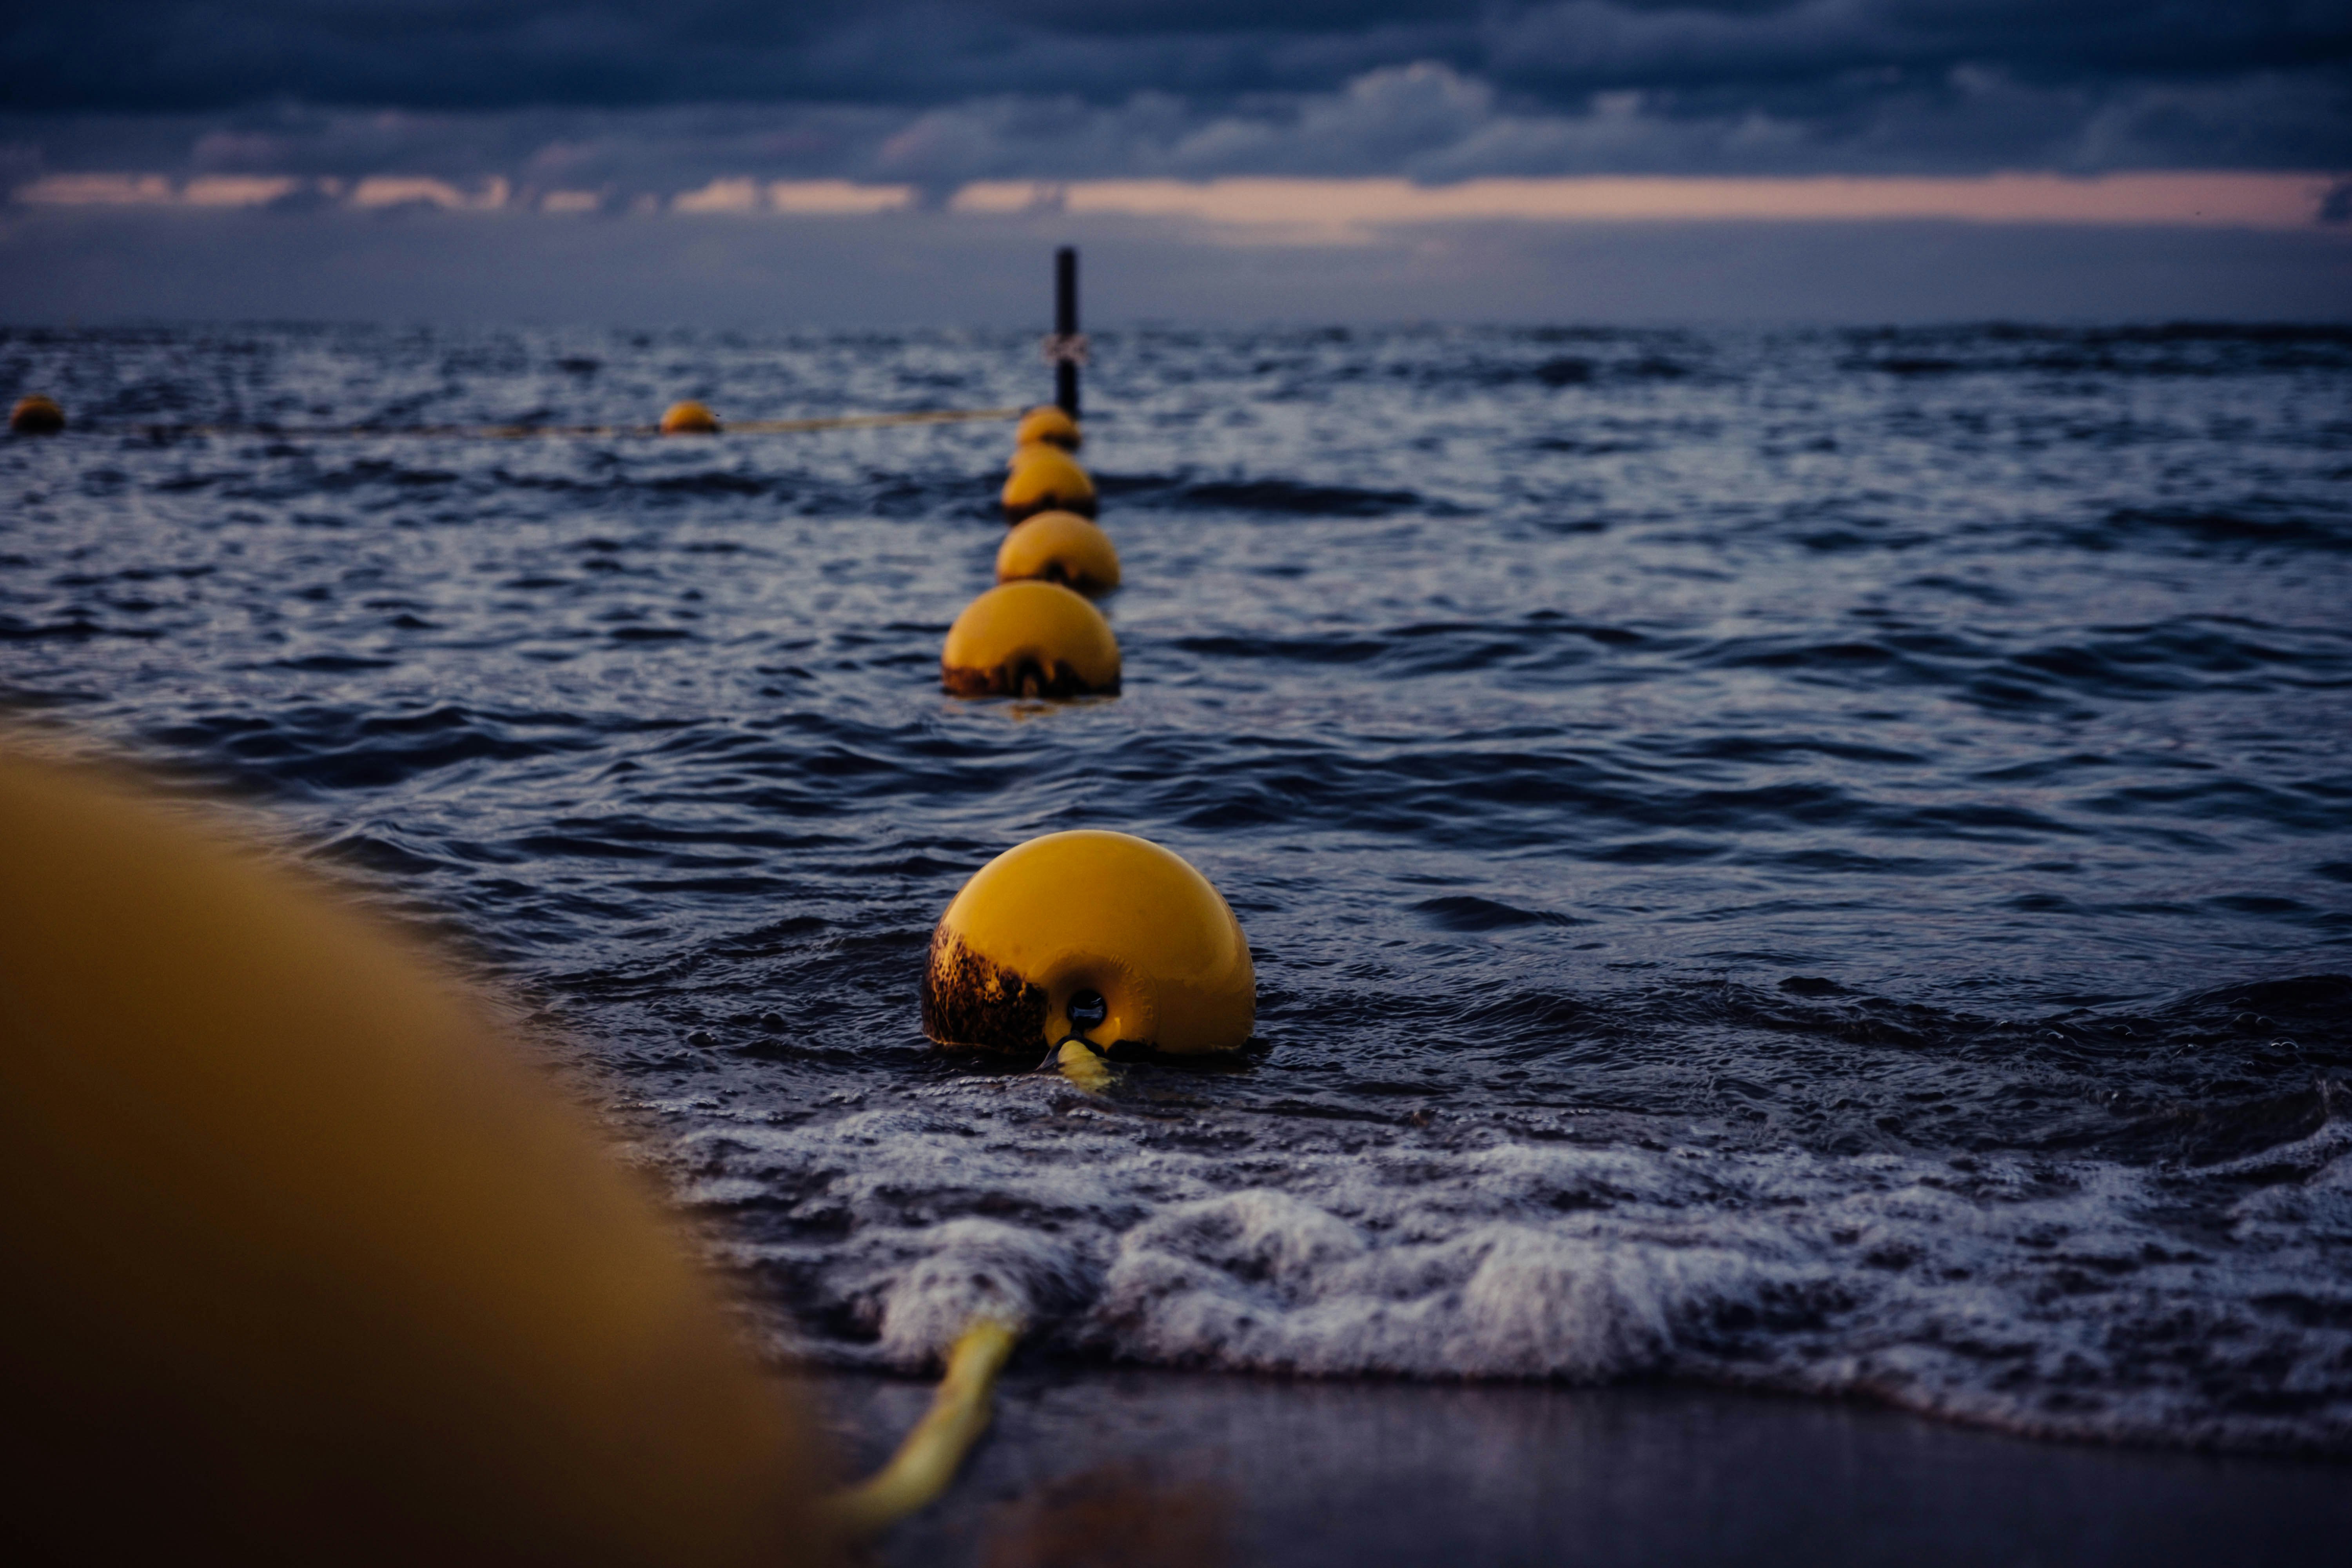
[684,1082,2352,1452]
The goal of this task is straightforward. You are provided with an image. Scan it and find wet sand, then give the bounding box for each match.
[808,1367,2349,1566]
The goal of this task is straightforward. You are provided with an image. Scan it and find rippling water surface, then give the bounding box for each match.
[5,321,2350,1452]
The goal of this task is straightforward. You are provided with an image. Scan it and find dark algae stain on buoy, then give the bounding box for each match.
[919,926,1053,1053]
[6,322,2352,1461]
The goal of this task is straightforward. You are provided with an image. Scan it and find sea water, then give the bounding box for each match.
[3,321,2347,1452]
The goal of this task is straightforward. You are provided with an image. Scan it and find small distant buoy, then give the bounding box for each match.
[920,829,1254,1056]
[995,510,1120,595]
[941,581,1119,698]
[661,399,720,435]
[1013,405,1080,452]
[1000,445,1096,522]
[11,395,65,435]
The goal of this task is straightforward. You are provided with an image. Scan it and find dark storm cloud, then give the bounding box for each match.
[4,2,2346,114]
[2,3,2345,186]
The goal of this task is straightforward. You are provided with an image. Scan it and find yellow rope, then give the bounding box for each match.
[824,1318,1021,1539]
[145,407,1025,441]
[727,407,1025,435]
[1055,1039,1117,1093]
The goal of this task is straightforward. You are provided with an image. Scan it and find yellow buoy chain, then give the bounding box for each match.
[24,405,1025,441]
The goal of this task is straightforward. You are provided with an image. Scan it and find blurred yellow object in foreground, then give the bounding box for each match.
[0,749,836,1566]
[661,399,721,434]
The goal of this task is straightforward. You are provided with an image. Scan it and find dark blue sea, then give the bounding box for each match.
[4,321,2349,1452]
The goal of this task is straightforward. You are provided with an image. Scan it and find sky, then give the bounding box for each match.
[2,2,2347,324]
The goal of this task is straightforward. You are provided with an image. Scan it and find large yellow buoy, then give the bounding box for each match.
[920,830,1254,1056]
[1013,405,1081,452]
[941,581,1119,697]
[0,751,836,1566]
[995,510,1120,595]
[661,399,721,434]
[1000,444,1096,522]
[10,394,65,434]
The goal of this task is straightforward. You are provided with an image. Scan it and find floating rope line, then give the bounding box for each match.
[824,1318,1023,1539]
[121,406,1027,442]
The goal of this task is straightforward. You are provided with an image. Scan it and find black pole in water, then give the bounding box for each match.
[1054,247,1079,417]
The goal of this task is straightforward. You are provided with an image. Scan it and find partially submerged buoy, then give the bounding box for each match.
[11,394,65,435]
[941,581,1119,698]
[1000,445,1096,522]
[1013,405,1080,452]
[661,399,720,435]
[995,510,1120,595]
[0,751,833,1565]
[920,829,1254,1056]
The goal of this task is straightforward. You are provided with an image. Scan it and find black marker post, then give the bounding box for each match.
[1050,247,1082,417]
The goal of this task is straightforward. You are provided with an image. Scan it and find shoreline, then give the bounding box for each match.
[805,1365,2350,1566]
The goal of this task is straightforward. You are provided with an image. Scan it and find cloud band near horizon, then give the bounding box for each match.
[15,169,2344,238]
[3,8,2343,324]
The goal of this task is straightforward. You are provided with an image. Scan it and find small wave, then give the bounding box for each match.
[1411,896,1582,932]
[2085,508,2352,555]
[1135,477,1424,516]
[694,1091,2352,1451]
[1842,323,2352,379]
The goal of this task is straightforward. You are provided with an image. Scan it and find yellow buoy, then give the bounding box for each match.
[920,829,1255,1056]
[1000,444,1096,522]
[1013,405,1081,452]
[0,750,835,1566]
[661,399,721,434]
[995,510,1120,595]
[941,581,1120,698]
[10,394,65,434]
